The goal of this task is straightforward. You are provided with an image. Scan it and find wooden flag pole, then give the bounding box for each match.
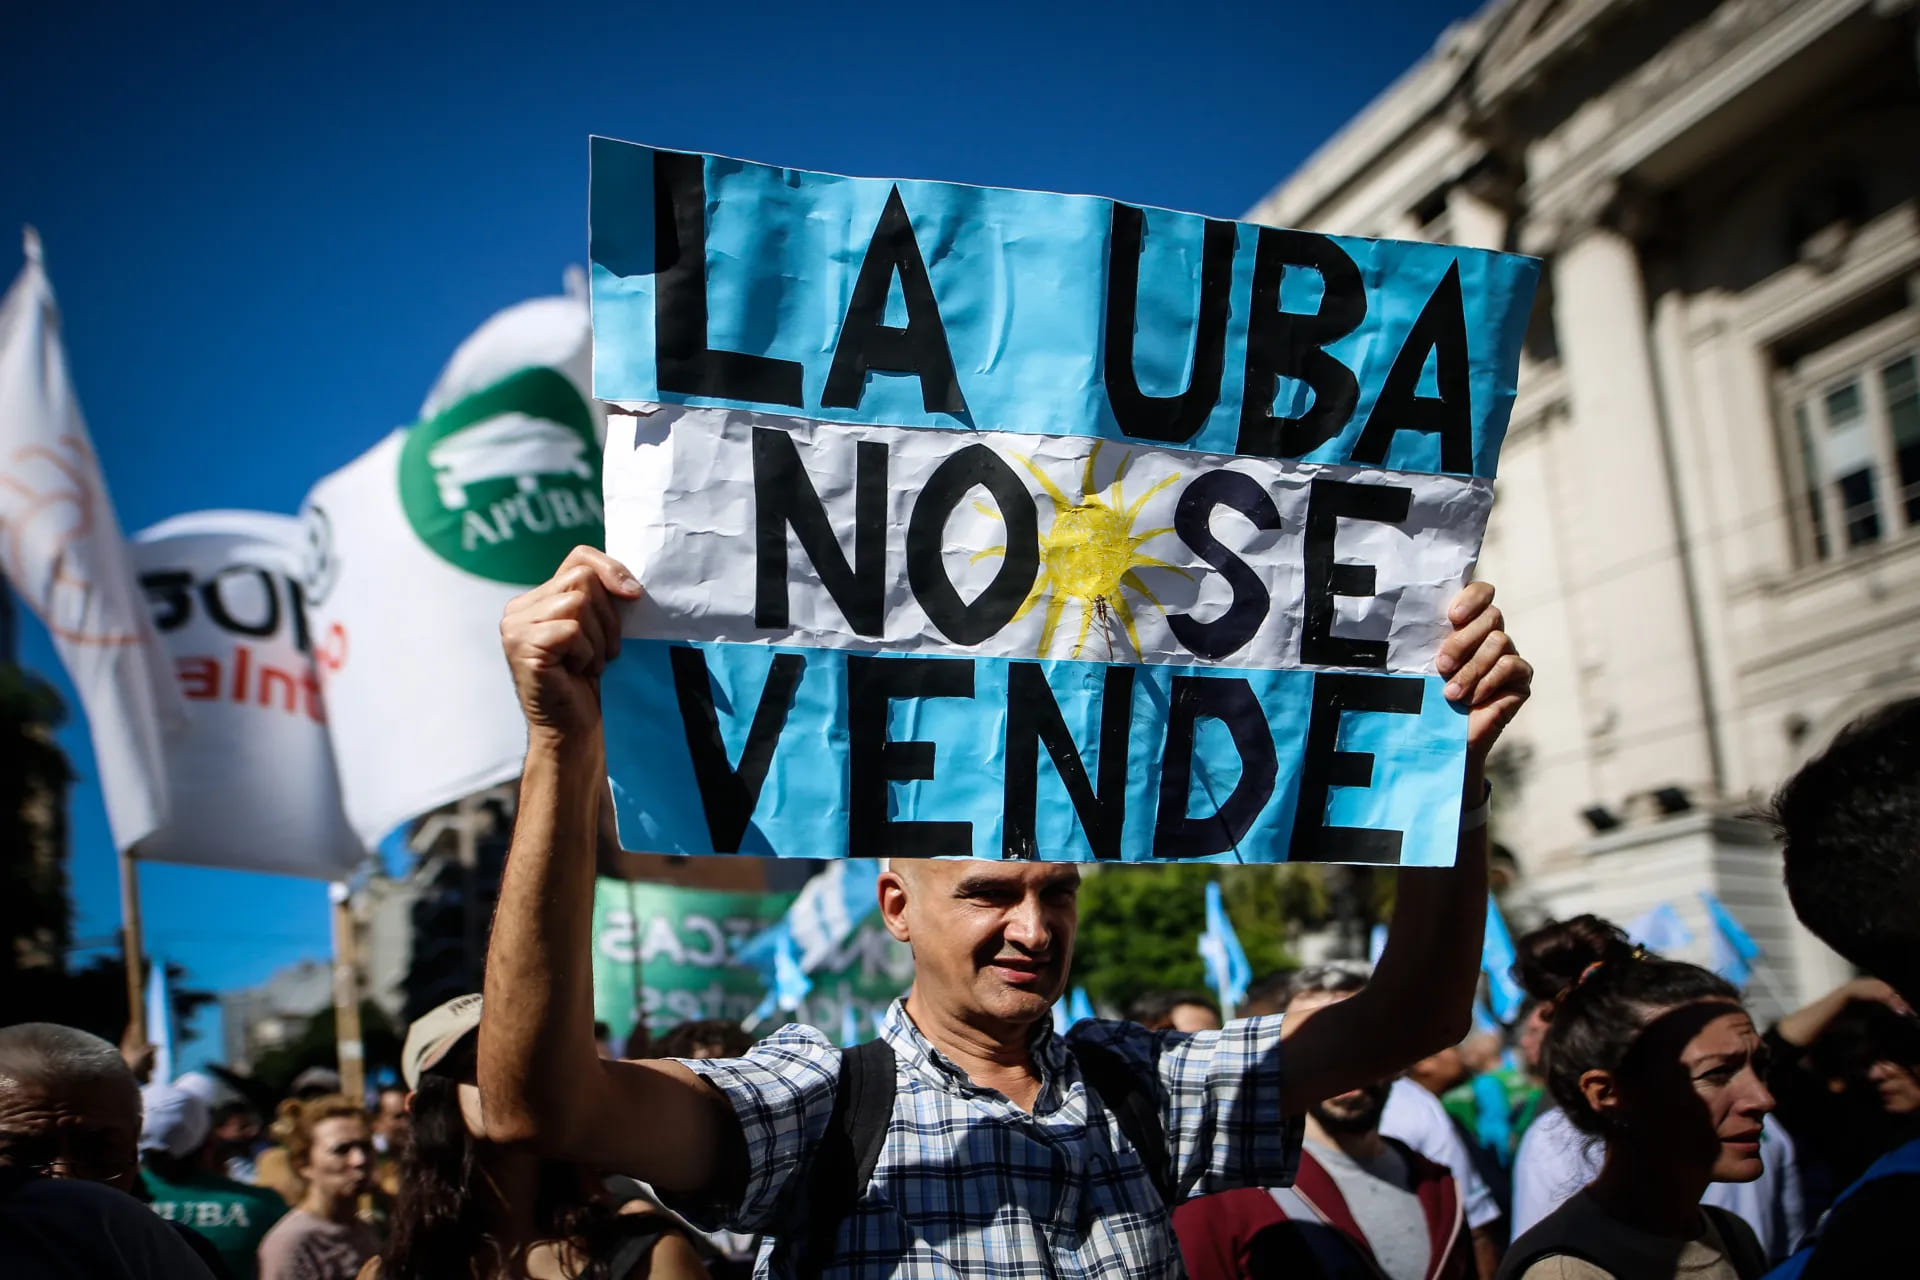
[329,882,366,1102]
[118,847,147,1040]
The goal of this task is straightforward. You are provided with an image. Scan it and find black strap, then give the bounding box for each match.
[1073,1039,1173,1205]
[1702,1204,1768,1280]
[793,1038,896,1280]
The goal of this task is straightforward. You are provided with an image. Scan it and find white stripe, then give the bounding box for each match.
[607,405,1488,675]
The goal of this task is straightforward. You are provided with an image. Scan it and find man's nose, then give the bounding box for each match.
[1004,896,1051,951]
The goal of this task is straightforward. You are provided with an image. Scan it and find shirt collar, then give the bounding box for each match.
[877,998,1072,1106]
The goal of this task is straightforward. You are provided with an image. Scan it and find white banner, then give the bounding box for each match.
[299,294,600,844]
[131,511,362,878]
[607,404,1489,673]
[0,231,185,851]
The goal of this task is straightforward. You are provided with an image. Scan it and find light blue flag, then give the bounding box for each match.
[1052,997,1072,1037]
[1701,892,1760,987]
[1198,882,1252,1015]
[1482,893,1525,1023]
[736,860,882,974]
[841,1001,863,1047]
[1068,987,1096,1027]
[1627,902,1694,956]
[145,959,175,1086]
[1368,923,1389,968]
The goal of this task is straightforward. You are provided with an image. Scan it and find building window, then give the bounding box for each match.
[1781,315,1920,564]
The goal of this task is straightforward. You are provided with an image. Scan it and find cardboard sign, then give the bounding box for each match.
[592,141,1539,865]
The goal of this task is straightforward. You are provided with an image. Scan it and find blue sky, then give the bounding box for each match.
[3,0,1478,1072]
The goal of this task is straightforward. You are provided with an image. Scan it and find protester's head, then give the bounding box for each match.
[272,1094,371,1205]
[0,1022,143,1189]
[1809,997,1920,1118]
[386,995,619,1280]
[1124,989,1222,1033]
[1285,966,1391,1134]
[289,1065,343,1100]
[1237,969,1300,1018]
[1515,914,1770,1184]
[173,1072,258,1164]
[138,1082,211,1179]
[1772,697,1920,1004]
[372,1084,410,1153]
[653,1018,755,1060]
[879,858,1080,1034]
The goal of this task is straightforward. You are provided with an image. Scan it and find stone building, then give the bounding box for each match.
[1248,0,1920,1013]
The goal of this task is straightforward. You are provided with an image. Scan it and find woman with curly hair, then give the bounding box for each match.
[1496,915,1774,1280]
[361,995,702,1280]
[256,1094,378,1280]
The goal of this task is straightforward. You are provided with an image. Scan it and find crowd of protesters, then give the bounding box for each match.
[2,548,1914,1278]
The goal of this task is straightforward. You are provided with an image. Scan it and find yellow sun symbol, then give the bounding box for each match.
[972,440,1190,659]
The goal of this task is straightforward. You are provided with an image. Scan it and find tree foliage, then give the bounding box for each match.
[1071,864,1329,1013]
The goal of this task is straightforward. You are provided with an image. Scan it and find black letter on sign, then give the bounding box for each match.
[1003,663,1134,861]
[753,427,887,637]
[822,186,968,415]
[202,565,281,638]
[1290,672,1423,864]
[847,655,975,858]
[907,444,1038,645]
[1152,676,1279,859]
[1301,478,1412,669]
[1238,229,1365,460]
[652,150,805,407]
[1105,203,1236,444]
[669,647,806,854]
[1167,469,1281,661]
[1352,261,1473,474]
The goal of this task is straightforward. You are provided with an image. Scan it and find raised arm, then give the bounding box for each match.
[478,546,729,1190]
[1281,582,1529,1112]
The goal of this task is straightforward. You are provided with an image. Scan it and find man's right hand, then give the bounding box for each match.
[500,546,642,740]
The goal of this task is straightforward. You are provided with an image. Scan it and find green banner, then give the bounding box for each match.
[590,878,912,1047]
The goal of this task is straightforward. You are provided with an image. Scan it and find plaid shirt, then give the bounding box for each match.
[665,999,1301,1279]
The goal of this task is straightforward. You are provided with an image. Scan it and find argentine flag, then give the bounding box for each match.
[1198,881,1252,1016]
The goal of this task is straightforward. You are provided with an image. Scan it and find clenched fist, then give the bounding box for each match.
[500,547,643,741]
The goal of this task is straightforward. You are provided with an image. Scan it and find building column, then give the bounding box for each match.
[1529,190,1718,807]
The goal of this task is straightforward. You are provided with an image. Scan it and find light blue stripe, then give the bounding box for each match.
[590,139,1538,479]
[603,639,1466,866]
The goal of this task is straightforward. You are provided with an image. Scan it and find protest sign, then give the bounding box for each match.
[300,294,598,844]
[591,141,1539,866]
[589,878,911,1047]
[131,511,361,877]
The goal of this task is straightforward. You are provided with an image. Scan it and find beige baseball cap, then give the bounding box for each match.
[401,993,484,1090]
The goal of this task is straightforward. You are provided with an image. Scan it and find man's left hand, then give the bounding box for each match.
[1436,581,1530,765]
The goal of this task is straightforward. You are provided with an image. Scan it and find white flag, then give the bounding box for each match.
[131,510,363,878]
[300,293,600,844]
[0,230,185,850]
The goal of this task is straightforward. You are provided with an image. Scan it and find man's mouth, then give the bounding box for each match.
[987,956,1050,986]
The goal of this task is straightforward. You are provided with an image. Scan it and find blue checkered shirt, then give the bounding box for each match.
[663,999,1301,1279]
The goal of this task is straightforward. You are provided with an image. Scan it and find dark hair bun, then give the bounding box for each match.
[1513,914,1637,1003]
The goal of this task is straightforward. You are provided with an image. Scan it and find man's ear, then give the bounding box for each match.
[877,869,912,944]
[1578,1068,1622,1122]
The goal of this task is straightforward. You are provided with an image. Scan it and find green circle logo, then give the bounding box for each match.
[397,366,603,584]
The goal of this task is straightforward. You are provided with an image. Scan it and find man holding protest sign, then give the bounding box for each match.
[480,545,1528,1278]
[484,145,1539,1277]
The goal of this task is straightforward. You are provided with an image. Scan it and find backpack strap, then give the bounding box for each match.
[1072,1039,1174,1204]
[792,1038,896,1280]
[1702,1204,1768,1280]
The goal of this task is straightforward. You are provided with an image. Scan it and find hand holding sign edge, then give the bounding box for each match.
[500,545,643,745]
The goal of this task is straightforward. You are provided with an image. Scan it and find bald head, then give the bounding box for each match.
[0,1023,132,1095]
[878,858,1081,1039]
[0,1023,142,1186]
